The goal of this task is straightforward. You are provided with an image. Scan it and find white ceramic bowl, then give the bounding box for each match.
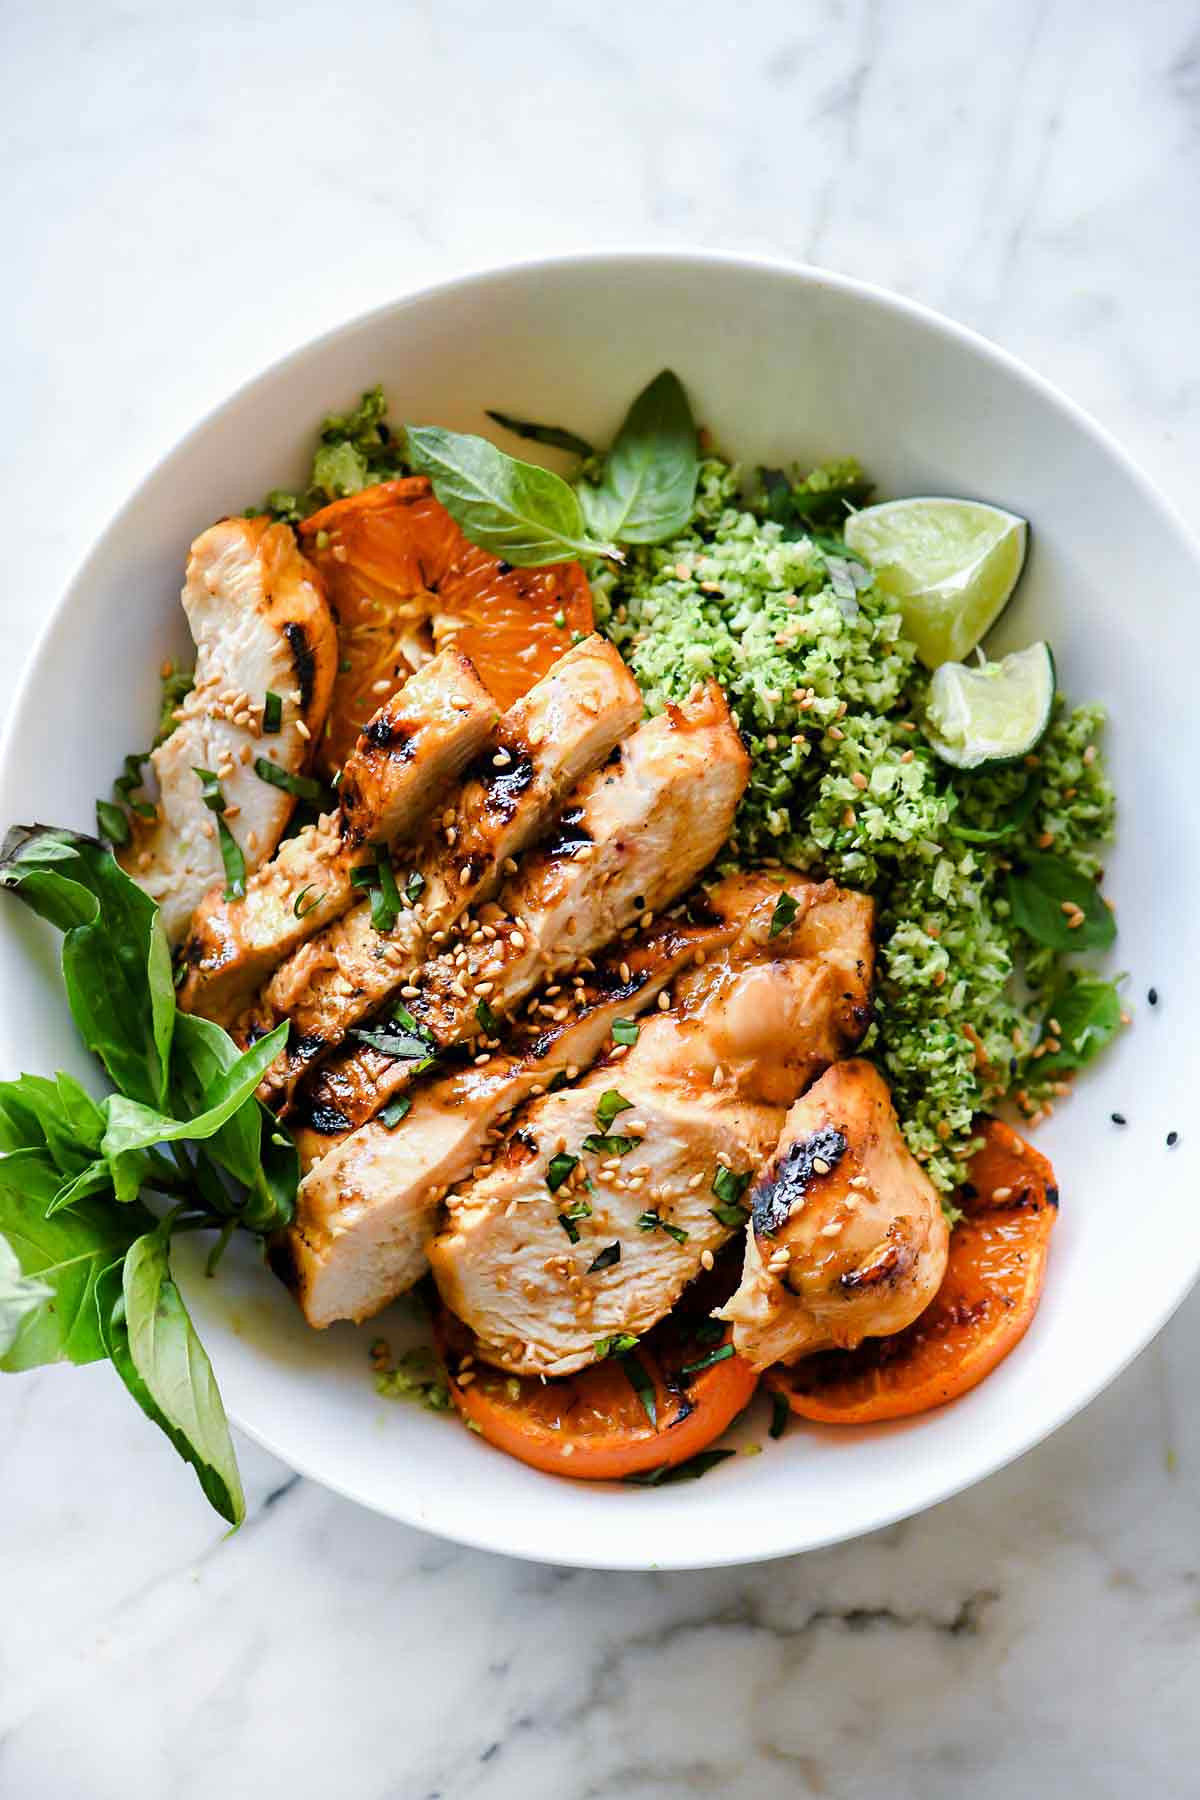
[2,253,1195,1569]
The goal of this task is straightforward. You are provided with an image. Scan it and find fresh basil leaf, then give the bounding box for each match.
[99,1222,244,1525]
[262,690,283,733]
[100,1022,289,1202]
[1006,854,1116,953]
[0,1071,104,1174]
[379,1095,412,1129]
[595,1088,633,1131]
[1037,975,1123,1075]
[216,819,246,901]
[485,409,595,458]
[0,1238,52,1359]
[712,1166,751,1208]
[594,1332,638,1360]
[947,776,1041,845]
[760,463,873,535]
[0,826,175,1110]
[405,424,618,566]
[577,370,698,546]
[47,1157,116,1215]
[170,1014,296,1232]
[680,1342,735,1376]
[611,1017,639,1047]
[0,1151,151,1370]
[636,1209,689,1245]
[351,1020,436,1060]
[623,1448,736,1485]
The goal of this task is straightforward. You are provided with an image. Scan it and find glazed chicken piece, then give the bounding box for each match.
[427,877,875,1377]
[248,634,642,1101]
[289,682,751,1139]
[282,914,737,1327]
[176,650,497,1026]
[718,1059,949,1370]
[120,517,337,943]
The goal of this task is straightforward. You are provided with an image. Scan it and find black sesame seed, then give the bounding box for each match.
[1148,987,1159,1006]
[1111,1112,1127,1126]
[1167,1131,1180,1148]
[497,560,513,575]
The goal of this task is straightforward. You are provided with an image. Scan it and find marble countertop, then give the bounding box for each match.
[3,2,1200,1794]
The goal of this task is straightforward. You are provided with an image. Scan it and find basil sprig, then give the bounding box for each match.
[1006,853,1116,953]
[577,370,699,545]
[405,425,619,567]
[0,825,305,1525]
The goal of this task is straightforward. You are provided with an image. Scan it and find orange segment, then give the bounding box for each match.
[298,478,593,776]
[434,1310,758,1482]
[766,1118,1058,1425]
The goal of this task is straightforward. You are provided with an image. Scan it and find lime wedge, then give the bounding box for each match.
[844,497,1027,668]
[924,642,1056,770]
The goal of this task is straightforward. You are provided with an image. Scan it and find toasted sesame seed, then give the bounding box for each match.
[851,770,868,790]
[711,1065,725,1088]
[371,678,391,695]
[700,1249,715,1271]
[811,1156,830,1175]
[819,1220,843,1238]
[900,749,914,764]
[657,991,671,1011]
[992,1185,1013,1201]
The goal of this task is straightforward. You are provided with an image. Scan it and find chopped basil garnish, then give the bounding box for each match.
[586,1241,621,1274]
[636,1210,689,1245]
[769,1391,790,1440]
[253,757,326,804]
[476,998,500,1036]
[379,1095,412,1128]
[770,890,799,937]
[712,1166,751,1207]
[611,1017,639,1046]
[351,1008,435,1060]
[620,1351,657,1427]
[545,1152,579,1194]
[370,842,402,929]
[680,1342,734,1376]
[581,1132,641,1157]
[692,1318,724,1345]
[557,1197,593,1243]
[595,1088,634,1130]
[623,1449,736,1486]
[216,818,246,900]
[594,1332,638,1360]
[262,690,283,733]
[193,767,226,813]
[404,870,425,904]
[95,799,130,847]
[710,1202,749,1229]
[292,884,323,919]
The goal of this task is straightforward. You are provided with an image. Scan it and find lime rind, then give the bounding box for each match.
[844,497,1028,669]
[924,642,1056,770]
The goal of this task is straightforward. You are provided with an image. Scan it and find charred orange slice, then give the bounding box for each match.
[299,478,593,776]
[766,1119,1058,1424]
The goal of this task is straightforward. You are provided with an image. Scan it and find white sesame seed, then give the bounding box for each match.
[700,1249,715,1271]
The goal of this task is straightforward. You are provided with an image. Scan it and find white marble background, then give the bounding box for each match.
[3,2,1200,1794]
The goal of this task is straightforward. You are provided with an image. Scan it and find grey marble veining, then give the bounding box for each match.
[3,2,1200,1795]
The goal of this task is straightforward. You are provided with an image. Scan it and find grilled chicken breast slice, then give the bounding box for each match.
[428,879,875,1376]
[176,651,496,1026]
[252,635,642,1100]
[282,916,735,1326]
[718,1059,948,1370]
[120,517,337,943]
[290,682,751,1139]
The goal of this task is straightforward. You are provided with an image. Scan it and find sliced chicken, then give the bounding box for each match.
[282,914,736,1326]
[428,877,875,1376]
[251,634,642,1100]
[121,517,338,942]
[718,1059,949,1370]
[290,682,751,1138]
[176,650,496,1026]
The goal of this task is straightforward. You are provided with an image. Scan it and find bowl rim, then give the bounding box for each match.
[5,247,1199,1565]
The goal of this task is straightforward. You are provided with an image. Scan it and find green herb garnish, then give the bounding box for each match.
[623,1449,736,1486]
[545,1152,579,1193]
[636,1210,689,1245]
[576,370,699,546]
[586,1241,621,1274]
[581,1133,640,1157]
[484,410,595,458]
[770,891,799,937]
[95,799,130,847]
[476,998,500,1036]
[262,690,283,734]
[680,1343,734,1376]
[556,1197,592,1244]
[1006,853,1116,953]
[292,885,323,919]
[769,1391,790,1440]
[611,1017,639,1046]
[379,1096,412,1128]
[620,1350,657,1427]
[595,1088,633,1131]
[404,870,425,905]
[252,758,326,804]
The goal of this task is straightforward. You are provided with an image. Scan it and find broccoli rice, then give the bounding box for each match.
[591,456,1116,1196]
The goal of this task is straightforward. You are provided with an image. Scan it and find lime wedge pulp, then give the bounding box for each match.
[844,497,1028,669]
[924,642,1056,770]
